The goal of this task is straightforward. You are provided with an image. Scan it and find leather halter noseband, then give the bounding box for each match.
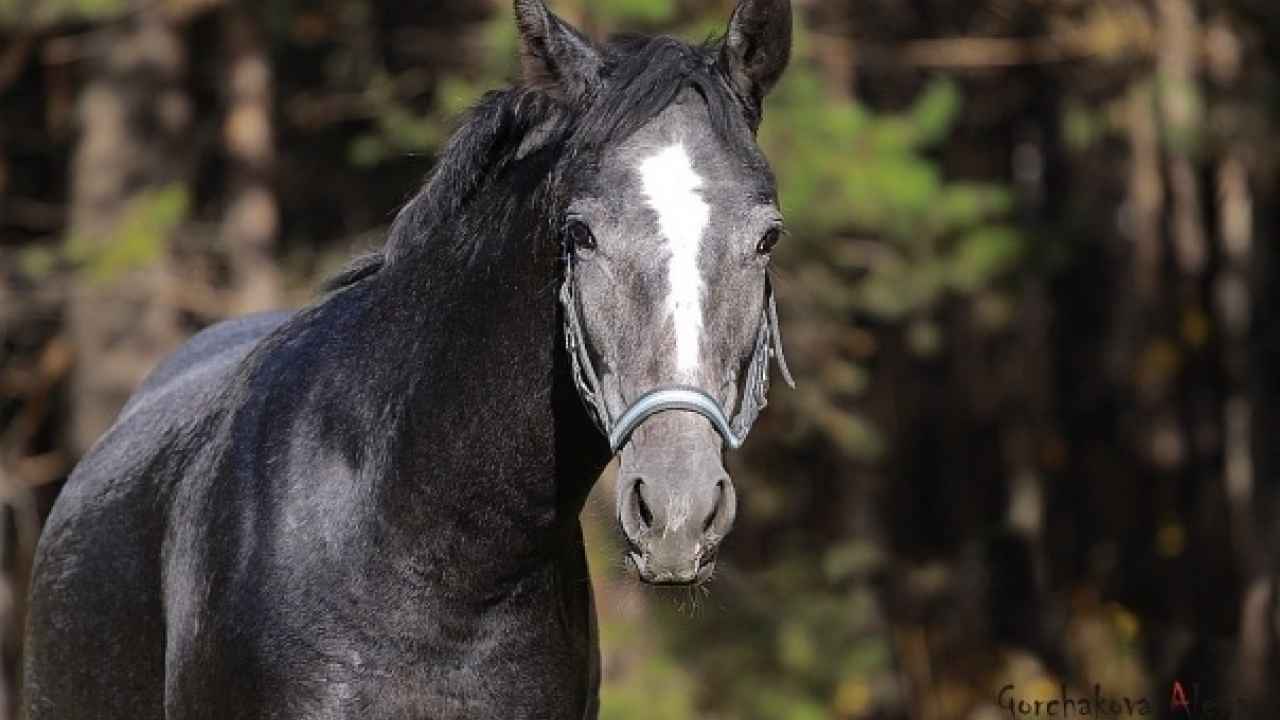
[560,250,794,452]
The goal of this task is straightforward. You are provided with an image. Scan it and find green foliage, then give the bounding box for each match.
[63,184,189,283]
[910,79,962,145]
[14,182,186,284]
[800,386,888,459]
[17,246,60,279]
[348,72,453,168]
[1155,73,1205,156]
[652,561,899,719]
[1063,100,1105,151]
[322,2,1030,717]
[591,0,677,25]
[350,5,521,168]
[598,651,699,720]
[1,0,126,28]
[760,58,1022,465]
[949,225,1023,293]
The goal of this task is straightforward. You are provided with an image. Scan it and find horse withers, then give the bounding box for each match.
[22,1,793,717]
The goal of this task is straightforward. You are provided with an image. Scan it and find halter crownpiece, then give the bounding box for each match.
[560,252,794,453]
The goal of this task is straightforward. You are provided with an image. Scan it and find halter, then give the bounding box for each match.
[560,249,794,452]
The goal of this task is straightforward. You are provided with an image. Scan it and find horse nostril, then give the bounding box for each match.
[702,477,736,538]
[618,476,655,542]
[633,480,653,529]
[704,480,725,534]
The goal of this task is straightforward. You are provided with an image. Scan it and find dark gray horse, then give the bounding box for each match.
[22,1,792,717]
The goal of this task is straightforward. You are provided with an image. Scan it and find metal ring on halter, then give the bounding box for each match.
[607,387,743,452]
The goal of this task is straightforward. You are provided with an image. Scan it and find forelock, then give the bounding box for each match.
[568,35,757,158]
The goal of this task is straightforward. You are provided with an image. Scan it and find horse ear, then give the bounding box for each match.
[719,0,792,107]
[513,0,602,100]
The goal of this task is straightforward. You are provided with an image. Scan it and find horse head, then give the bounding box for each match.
[516,0,794,585]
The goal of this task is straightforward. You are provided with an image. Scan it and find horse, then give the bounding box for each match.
[22,1,794,717]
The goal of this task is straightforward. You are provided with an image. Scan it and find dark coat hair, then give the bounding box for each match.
[21,11,788,719]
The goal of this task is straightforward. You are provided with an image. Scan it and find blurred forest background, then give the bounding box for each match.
[3,0,1280,718]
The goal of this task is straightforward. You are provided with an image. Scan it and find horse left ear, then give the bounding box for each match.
[513,0,603,100]
[719,0,793,109]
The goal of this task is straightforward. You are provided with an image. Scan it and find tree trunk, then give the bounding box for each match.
[221,7,281,314]
[65,7,190,454]
[1206,16,1277,703]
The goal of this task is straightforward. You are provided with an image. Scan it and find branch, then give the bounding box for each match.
[0,453,67,501]
[828,25,1163,71]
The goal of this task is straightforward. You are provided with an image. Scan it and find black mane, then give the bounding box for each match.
[324,34,757,292]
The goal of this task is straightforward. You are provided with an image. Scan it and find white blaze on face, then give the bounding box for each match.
[639,143,710,377]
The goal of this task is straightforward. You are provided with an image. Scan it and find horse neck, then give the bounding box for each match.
[360,192,609,569]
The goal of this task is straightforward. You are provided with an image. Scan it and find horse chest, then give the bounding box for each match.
[173,549,598,719]
[307,635,594,720]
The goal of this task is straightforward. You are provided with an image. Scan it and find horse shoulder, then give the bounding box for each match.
[23,311,294,720]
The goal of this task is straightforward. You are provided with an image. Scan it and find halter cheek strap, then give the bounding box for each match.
[560,254,794,453]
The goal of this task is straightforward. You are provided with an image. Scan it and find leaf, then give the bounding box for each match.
[595,0,676,24]
[67,184,189,283]
[910,78,962,145]
[819,406,886,461]
[1064,100,1106,151]
[18,246,59,278]
[349,134,387,168]
[858,271,914,321]
[932,183,1014,230]
[947,226,1024,294]
[822,540,886,583]
[777,621,819,673]
[9,0,127,27]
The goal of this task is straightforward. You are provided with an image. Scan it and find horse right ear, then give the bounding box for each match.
[513,0,603,100]
[719,0,792,112]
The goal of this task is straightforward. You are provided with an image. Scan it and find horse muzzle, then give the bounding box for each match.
[616,415,737,586]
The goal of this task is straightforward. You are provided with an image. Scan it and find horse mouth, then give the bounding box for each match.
[627,549,718,587]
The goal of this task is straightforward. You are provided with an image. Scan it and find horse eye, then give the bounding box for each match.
[566,220,597,251]
[757,227,782,255]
